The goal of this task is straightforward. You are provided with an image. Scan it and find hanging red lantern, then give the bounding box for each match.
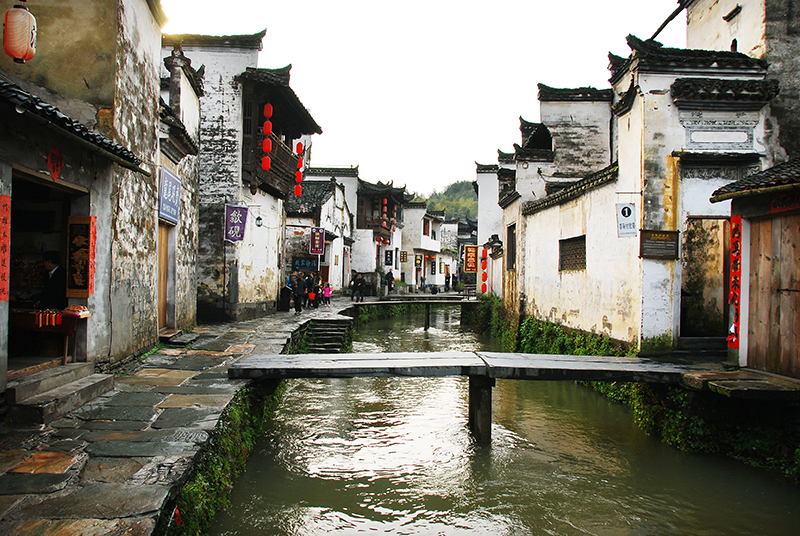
[296,141,303,154]
[481,283,488,293]
[295,171,303,183]
[263,120,273,136]
[481,259,487,270]
[262,138,272,153]
[261,156,271,171]
[297,156,304,169]
[263,103,273,118]
[392,227,396,232]
[481,272,488,282]
[294,184,302,196]
[482,248,488,258]
[3,1,36,64]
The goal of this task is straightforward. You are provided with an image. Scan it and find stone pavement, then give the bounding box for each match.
[0,296,358,536]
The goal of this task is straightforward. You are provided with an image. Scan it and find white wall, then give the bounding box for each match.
[687,0,766,58]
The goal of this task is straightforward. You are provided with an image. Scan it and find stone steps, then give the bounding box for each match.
[6,363,114,424]
[306,319,352,354]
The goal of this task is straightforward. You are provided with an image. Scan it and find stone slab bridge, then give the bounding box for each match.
[229,351,691,443]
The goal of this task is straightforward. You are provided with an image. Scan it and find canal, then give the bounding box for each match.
[211,306,800,535]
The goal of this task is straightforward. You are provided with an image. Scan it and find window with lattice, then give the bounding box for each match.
[559,235,586,271]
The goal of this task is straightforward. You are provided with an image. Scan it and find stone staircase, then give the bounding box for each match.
[6,362,114,424]
[306,318,352,354]
[675,337,729,362]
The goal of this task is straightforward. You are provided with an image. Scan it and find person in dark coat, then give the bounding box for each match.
[385,270,394,293]
[354,274,365,302]
[290,271,305,314]
[34,251,67,310]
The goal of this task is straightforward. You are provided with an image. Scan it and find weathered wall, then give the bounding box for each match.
[0,0,117,118]
[687,0,767,57]
[540,100,612,178]
[318,184,352,290]
[474,170,503,247]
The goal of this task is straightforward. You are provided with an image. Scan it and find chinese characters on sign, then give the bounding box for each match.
[158,167,182,225]
[639,230,679,259]
[225,205,248,243]
[770,191,800,213]
[47,146,63,182]
[728,215,742,349]
[464,245,478,273]
[66,216,96,298]
[0,195,10,301]
[385,250,393,266]
[414,254,422,267]
[309,227,325,255]
[399,251,407,263]
[616,203,637,238]
[292,256,319,272]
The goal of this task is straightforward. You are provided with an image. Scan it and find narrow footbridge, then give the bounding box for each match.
[229,351,691,442]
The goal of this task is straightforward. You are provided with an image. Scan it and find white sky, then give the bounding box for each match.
[161,0,687,196]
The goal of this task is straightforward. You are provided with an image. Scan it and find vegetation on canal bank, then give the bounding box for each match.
[351,302,425,328]
[466,294,800,483]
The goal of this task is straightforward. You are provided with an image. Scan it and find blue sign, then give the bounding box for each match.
[159,167,181,224]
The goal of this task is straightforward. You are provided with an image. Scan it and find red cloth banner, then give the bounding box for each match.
[0,195,9,301]
[728,215,742,349]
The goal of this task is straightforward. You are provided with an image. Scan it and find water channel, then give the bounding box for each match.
[211,306,800,535]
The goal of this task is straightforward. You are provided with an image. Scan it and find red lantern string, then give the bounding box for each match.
[262,138,272,153]
[482,248,488,258]
[297,157,304,169]
[261,156,271,171]
[481,272,488,282]
[481,259,487,270]
[263,120,273,136]
[263,103,273,118]
[294,184,302,196]
[481,283,488,293]
[295,171,303,183]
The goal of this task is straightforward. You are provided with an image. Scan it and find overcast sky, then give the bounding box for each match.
[161,0,687,196]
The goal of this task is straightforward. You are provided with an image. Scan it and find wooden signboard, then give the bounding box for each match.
[639,230,679,260]
[66,216,96,298]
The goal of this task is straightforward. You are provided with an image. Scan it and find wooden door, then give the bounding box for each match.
[748,214,800,378]
[158,223,169,330]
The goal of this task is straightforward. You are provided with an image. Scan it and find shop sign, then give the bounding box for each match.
[225,205,248,242]
[464,245,478,273]
[415,254,422,267]
[66,215,96,298]
[292,256,319,272]
[400,251,408,263]
[0,195,9,301]
[385,249,393,266]
[728,215,742,349]
[309,227,325,255]
[159,167,181,224]
[770,190,800,213]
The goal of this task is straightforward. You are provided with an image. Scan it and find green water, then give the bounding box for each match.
[211,307,800,535]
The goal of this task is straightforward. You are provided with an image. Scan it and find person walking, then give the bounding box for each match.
[323,283,332,306]
[290,271,305,315]
[354,273,365,302]
[385,269,395,294]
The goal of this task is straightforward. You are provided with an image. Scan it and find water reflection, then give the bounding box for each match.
[211,306,800,535]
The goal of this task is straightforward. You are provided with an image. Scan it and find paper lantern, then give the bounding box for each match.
[482,248,488,258]
[3,2,36,63]
[481,283,488,293]
[261,156,271,171]
[263,120,272,136]
[296,141,303,153]
[294,184,302,196]
[295,171,303,183]
[262,138,272,153]
[481,272,488,282]
[297,156,304,169]
[263,103,273,118]
[481,259,487,270]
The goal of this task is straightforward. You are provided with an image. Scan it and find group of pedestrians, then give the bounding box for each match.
[288,271,331,315]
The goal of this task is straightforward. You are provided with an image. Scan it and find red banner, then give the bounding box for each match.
[728,215,742,349]
[66,216,96,298]
[0,195,10,301]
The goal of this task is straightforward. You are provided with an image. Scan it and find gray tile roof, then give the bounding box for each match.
[711,159,800,201]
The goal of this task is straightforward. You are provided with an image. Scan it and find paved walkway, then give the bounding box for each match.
[0,296,359,535]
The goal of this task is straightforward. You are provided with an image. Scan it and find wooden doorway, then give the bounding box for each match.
[158,222,169,331]
[681,217,730,337]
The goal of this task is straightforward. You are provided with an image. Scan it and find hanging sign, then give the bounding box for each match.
[309,227,325,255]
[158,167,181,225]
[47,146,63,182]
[385,249,393,266]
[414,254,422,267]
[728,215,742,349]
[0,195,9,301]
[616,203,637,238]
[66,215,96,298]
[225,205,248,243]
[464,245,479,273]
[400,251,408,263]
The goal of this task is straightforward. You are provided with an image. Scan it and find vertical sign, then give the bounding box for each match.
[464,245,478,273]
[414,254,422,267]
[225,205,248,243]
[309,227,325,255]
[0,195,10,301]
[728,215,742,349]
[385,249,393,266]
[400,251,408,263]
[66,216,96,298]
[158,167,181,225]
[616,203,637,238]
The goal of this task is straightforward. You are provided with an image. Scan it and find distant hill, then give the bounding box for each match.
[420,181,477,220]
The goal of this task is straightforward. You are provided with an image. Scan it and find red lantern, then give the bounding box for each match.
[481,259,487,270]
[295,171,303,183]
[263,103,273,118]
[481,283,488,293]
[296,142,303,154]
[294,184,302,196]
[481,272,488,282]
[392,227,396,232]
[3,1,36,64]
[262,138,272,153]
[297,156,304,169]
[263,120,273,136]
[261,156,271,171]
[482,248,488,258]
